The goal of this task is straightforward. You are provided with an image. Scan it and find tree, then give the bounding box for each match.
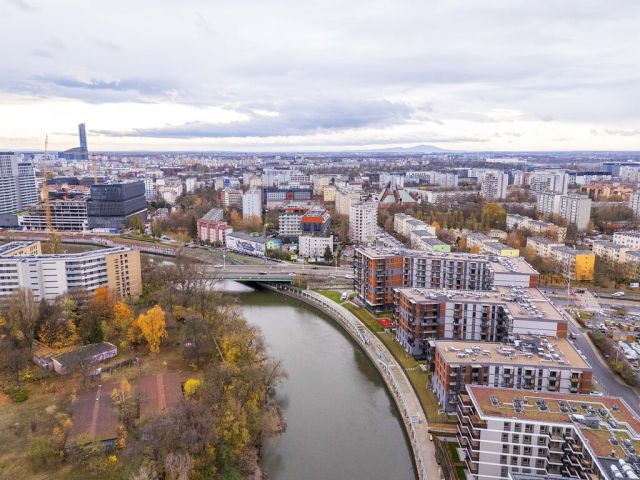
[164,452,193,480]
[189,215,198,239]
[184,379,201,398]
[480,202,506,230]
[111,379,137,429]
[113,301,134,337]
[128,214,145,233]
[27,436,56,467]
[131,305,167,354]
[323,245,333,263]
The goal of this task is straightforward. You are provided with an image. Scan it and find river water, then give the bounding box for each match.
[235,286,416,480]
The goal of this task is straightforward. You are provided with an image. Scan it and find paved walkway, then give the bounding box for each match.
[268,284,441,480]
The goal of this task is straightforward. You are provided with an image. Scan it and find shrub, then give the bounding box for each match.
[10,387,29,403]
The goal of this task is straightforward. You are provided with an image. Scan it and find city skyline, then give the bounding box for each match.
[1,0,640,152]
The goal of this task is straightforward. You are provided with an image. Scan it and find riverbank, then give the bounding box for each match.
[261,284,439,480]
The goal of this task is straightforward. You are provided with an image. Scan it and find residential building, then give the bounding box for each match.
[432,336,591,411]
[394,213,436,238]
[323,184,337,202]
[506,214,567,242]
[17,198,88,231]
[394,286,567,357]
[629,191,640,218]
[87,181,147,231]
[526,236,564,258]
[279,204,309,237]
[483,242,520,257]
[335,188,363,216]
[242,187,262,220]
[613,231,640,250]
[299,235,333,260]
[550,247,595,281]
[197,208,231,244]
[536,192,592,231]
[415,236,451,252]
[221,187,242,208]
[354,246,540,311]
[410,229,439,249]
[301,205,331,236]
[480,171,509,200]
[349,201,377,244]
[592,240,631,263]
[579,181,632,201]
[143,177,157,199]
[184,177,197,193]
[0,152,38,226]
[0,241,142,300]
[528,170,569,195]
[457,384,640,480]
[407,189,478,205]
[159,181,183,204]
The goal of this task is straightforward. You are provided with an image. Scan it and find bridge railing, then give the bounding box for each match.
[268,284,430,480]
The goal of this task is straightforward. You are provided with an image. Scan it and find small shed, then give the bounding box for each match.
[52,342,118,375]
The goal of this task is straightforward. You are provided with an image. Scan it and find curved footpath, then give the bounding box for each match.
[263,284,441,480]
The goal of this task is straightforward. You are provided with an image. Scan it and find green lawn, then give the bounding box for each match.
[318,292,450,423]
[448,442,461,463]
[317,290,345,303]
[455,466,467,480]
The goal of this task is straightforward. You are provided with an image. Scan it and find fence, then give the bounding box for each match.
[266,284,433,480]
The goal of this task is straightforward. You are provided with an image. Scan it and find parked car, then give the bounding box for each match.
[612,291,625,297]
[569,332,577,340]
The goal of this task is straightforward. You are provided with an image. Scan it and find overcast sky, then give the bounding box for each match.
[1,0,639,152]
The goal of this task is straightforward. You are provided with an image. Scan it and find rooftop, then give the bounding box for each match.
[70,383,119,443]
[436,335,589,369]
[465,385,640,460]
[395,286,564,323]
[528,236,563,245]
[593,240,629,250]
[139,372,182,418]
[553,246,595,257]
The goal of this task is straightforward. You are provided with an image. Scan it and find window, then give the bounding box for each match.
[502,433,509,442]
[503,422,510,431]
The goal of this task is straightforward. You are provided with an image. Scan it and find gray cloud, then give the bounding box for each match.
[604,128,640,137]
[98,99,414,138]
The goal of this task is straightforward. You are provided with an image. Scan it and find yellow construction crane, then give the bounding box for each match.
[91,152,98,184]
[41,135,53,231]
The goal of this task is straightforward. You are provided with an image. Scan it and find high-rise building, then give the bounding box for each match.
[87,181,147,230]
[536,192,591,231]
[629,191,640,218]
[242,187,262,219]
[349,201,377,243]
[59,123,89,161]
[0,152,38,226]
[480,171,508,200]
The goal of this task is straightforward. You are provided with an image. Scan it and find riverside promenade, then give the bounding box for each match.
[265,284,441,480]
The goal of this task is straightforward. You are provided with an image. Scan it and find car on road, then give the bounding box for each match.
[612,291,625,297]
[569,332,577,340]
[344,274,355,279]
[288,272,296,277]
[258,272,267,275]
[213,264,223,268]
[591,391,604,397]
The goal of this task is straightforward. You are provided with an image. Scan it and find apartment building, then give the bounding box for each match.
[458,384,640,480]
[537,192,592,231]
[629,191,640,218]
[506,214,567,242]
[393,286,567,357]
[410,230,440,250]
[0,241,141,300]
[348,201,377,244]
[335,188,363,216]
[17,198,88,231]
[416,236,451,252]
[354,246,540,311]
[526,236,564,258]
[550,247,595,281]
[528,171,569,195]
[242,187,262,219]
[262,186,313,209]
[298,235,333,260]
[480,171,509,200]
[0,152,38,226]
[394,213,436,239]
[613,231,640,250]
[221,187,242,208]
[432,337,591,411]
[323,184,337,202]
[197,207,232,244]
[591,240,631,263]
[278,204,309,237]
[467,233,519,257]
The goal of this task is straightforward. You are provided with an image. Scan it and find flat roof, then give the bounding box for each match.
[395,286,564,323]
[553,246,594,257]
[528,236,563,245]
[465,385,640,459]
[436,335,589,369]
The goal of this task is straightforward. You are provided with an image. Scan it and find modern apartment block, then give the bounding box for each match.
[301,205,331,236]
[591,240,632,263]
[262,186,313,209]
[528,171,569,195]
[349,201,378,244]
[354,246,540,312]
[394,213,436,239]
[506,214,567,242]
[480,171,509,200]
[629,191,640,218]
[536,192,592,231]
[242,187,262,219]
[526,236,564,258]
[87,181,147,230]
[0,241,141,300]
[394,286,567,357]
[335,188,364,216]
[278,204,309,237]
[17,198,88,231]
[0,152,38,226]
[432,336,591,411]
[458,384,640,480]
[221,187,242,208]
[298,235,333,259]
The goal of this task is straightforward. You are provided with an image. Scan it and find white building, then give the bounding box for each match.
[0,153,37,225]
[18,198,88,231]
[526,236,564,258]
[480,171,508,200]
[629,191,640,217]
[393,213,436,238]
[242,187,262,220]
[506,214,567,242]
[298,235,333,260]
[335,188,363,216]
[592,240,631,263]
[536,192,591,231]
[349,201,377,243]
[528,170,569,195]
[613,231,640,250]
[143,177,157,199]
[184,177,197,193]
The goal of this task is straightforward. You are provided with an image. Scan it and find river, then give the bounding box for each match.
[233,285,416,480]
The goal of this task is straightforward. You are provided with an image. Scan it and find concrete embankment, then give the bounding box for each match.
[262,283,441,480]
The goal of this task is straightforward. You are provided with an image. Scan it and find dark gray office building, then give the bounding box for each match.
[87,181,147,230]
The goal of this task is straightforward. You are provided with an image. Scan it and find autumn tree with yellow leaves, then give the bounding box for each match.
[129,305,167,354]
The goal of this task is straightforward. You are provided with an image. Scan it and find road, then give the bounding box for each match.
[204,262,354,280]
[566,315,640,415]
